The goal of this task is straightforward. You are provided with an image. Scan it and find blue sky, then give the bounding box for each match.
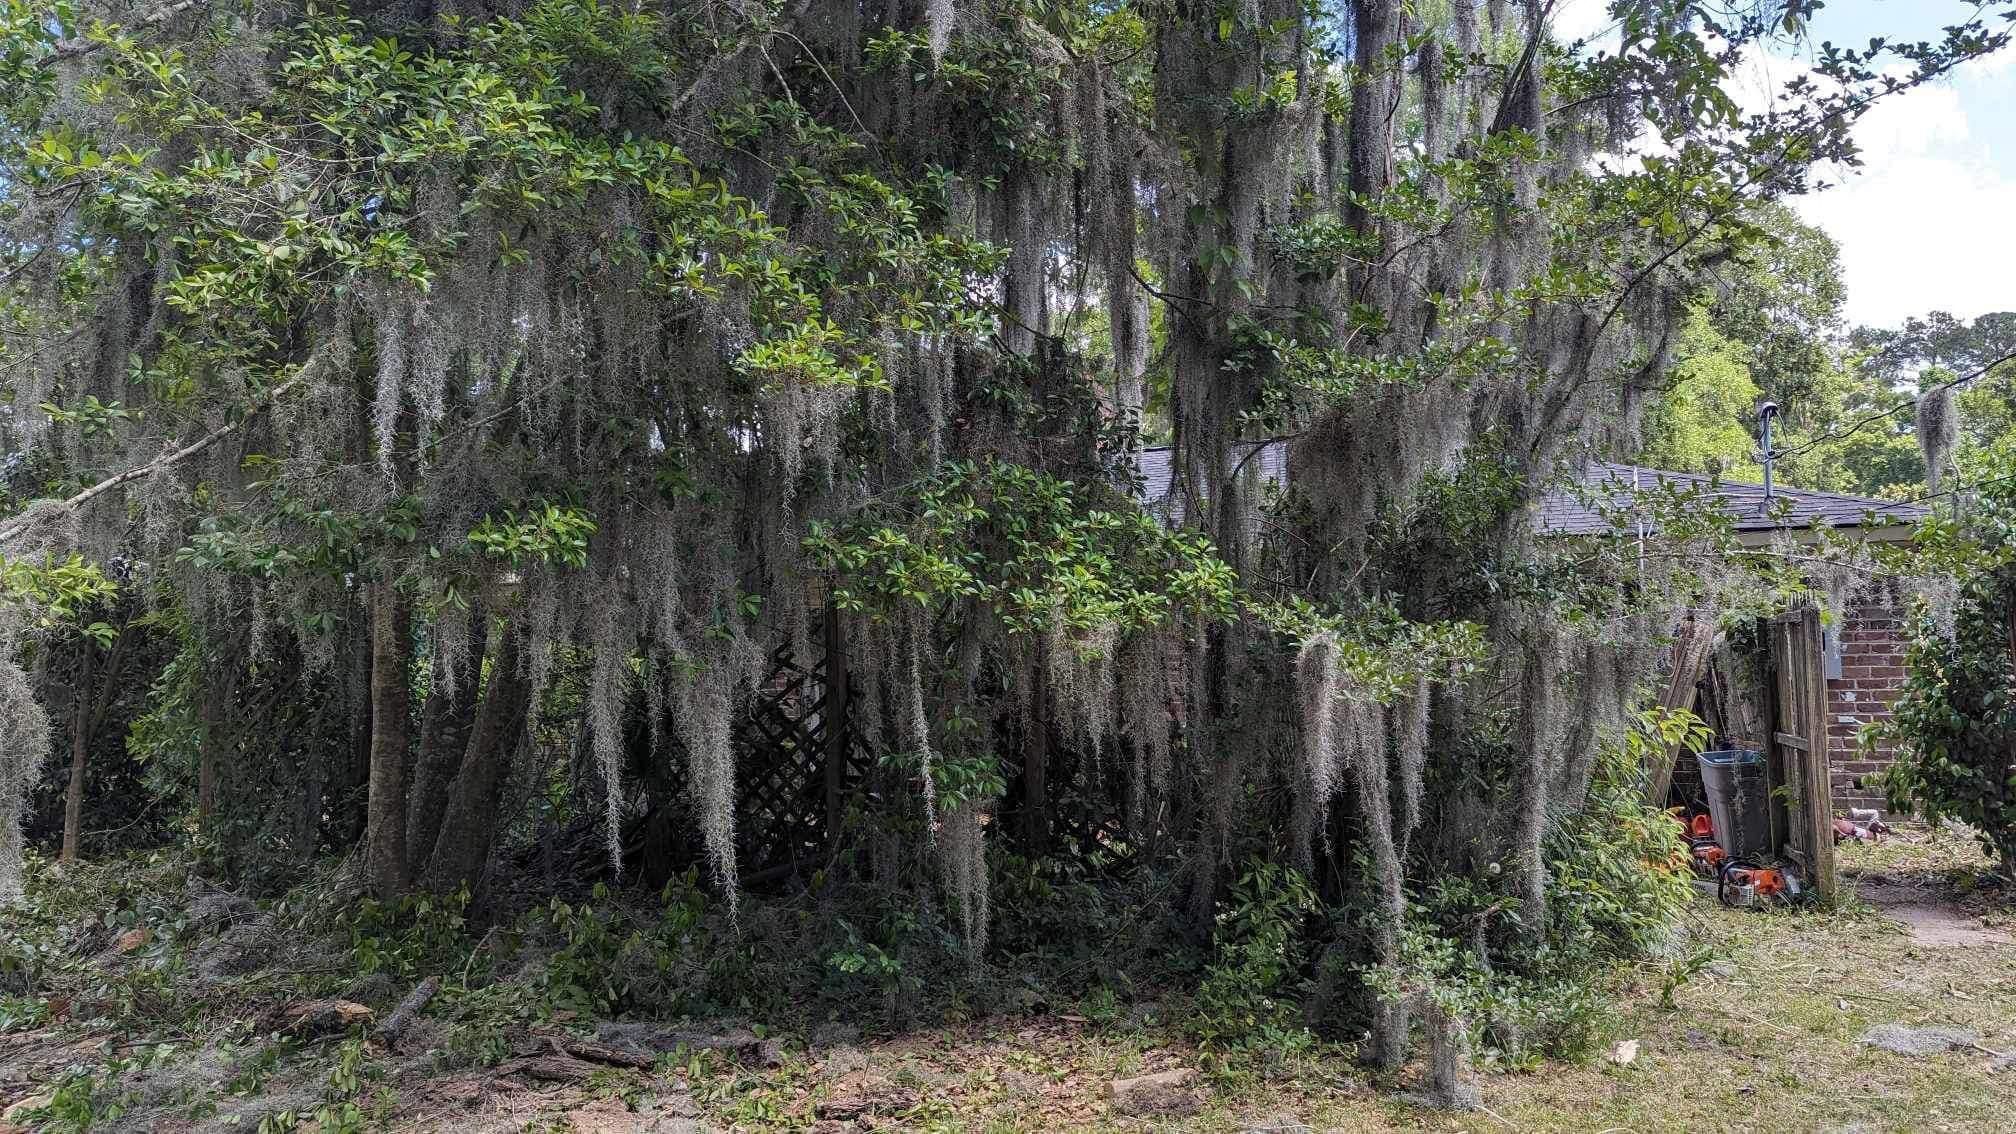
[1555,1,2016,329]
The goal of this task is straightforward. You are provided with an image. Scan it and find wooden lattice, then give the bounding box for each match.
[628,609,1152,887]
[620,617,870,889]
[731,641,873,879]
[1000,733,1145,870]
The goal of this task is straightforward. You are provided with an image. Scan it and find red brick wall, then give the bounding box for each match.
[1826,605,1908,813]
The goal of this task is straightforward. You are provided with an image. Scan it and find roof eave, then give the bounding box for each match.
[1730,522,1919,548]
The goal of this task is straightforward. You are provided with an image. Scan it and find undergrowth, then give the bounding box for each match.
[0,778,1697,1128]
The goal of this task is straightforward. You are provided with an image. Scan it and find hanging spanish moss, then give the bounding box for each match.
[669,654,742,909]
[1396,675,1432,852]
[1424,998,1482,1110]
[0,650,50,901]
[587,606,633,874]
[938,798,989,959]
[1917,383,1959,492]
[1911,573,1963,641]
[1048,618,1119,756]
[1293,631,1345,860]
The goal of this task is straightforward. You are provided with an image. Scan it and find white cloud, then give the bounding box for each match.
[1551,3,2014,328]
[1792,78,2013,327]
[1551,0,1618,47]
[1846,74,1970,159]
[1718,47,2013,328]
[1796,155,2014,327]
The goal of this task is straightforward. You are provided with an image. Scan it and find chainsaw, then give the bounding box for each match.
[1717,860,1804,908]
[1676,811,1726,877]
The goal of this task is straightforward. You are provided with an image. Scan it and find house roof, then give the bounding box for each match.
[1131,441,1289,522]
[1130,443,1926,536]
[1537,462,1927,537]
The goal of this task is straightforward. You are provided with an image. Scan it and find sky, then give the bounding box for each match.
[1552,1,2016,330]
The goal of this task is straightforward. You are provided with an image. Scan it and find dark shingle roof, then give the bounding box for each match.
[1537,462,1926,536]
[1132,441,1289,522]
[1129,443,1924,536]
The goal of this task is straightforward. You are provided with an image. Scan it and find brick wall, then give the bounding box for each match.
[1825,605,1908,813]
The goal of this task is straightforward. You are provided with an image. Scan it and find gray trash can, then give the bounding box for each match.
[1697,749,1771,859]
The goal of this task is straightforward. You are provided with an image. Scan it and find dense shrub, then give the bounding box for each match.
[1544,709,1700,959]
[1187,861,1319,1058]
[1878,479,2016,878]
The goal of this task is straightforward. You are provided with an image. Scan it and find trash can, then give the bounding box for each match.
[1697,749,1770,859]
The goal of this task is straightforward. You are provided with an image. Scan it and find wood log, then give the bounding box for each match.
[375,976,440,1050]
[551,1037,656,1070]
[499,1055,596,1084]
[1645,617,1714,806]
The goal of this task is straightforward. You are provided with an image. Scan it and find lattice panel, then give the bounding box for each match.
[632,624,1151,885]
[731,642,871,878]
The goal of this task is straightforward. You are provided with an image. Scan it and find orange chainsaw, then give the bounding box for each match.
[1718,860,1804,908]
[1676,810,1726,876]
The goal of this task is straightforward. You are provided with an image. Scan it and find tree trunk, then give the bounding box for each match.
[60,641,95,864]
[406,603,486,876]
[1020,659,1049,854]
[1343,0,1398,252]
[420,629,530,894]
[341,615,374,842]
[365,580,414,898]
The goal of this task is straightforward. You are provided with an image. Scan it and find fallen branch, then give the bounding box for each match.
[1731,1007,1797,1039]
[1477,1105,1519,1131]
[496,1054,598,1084]
[591,1022,776,1065]
[551,1036,656,1070]
[263,998,373,1039]
[375,975,440,1050]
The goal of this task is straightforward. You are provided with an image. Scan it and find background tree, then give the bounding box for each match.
[1776,310,2016,498]
[1636,308,1766,477]
[1629,216,2016,503]
[1700,202,1846,410]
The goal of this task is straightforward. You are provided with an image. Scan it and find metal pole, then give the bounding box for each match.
[1759,401,1780,507]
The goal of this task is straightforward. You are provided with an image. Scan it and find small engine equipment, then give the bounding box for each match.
[1835,807,1893,843]
[1717,860,1804,909]
[1676,810,1725,877]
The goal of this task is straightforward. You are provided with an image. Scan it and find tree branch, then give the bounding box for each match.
[0,362,318,548]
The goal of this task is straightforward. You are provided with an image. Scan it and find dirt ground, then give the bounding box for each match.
[3,825,2011,1133]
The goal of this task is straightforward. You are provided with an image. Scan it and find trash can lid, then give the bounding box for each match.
[1698,748,1765,765]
